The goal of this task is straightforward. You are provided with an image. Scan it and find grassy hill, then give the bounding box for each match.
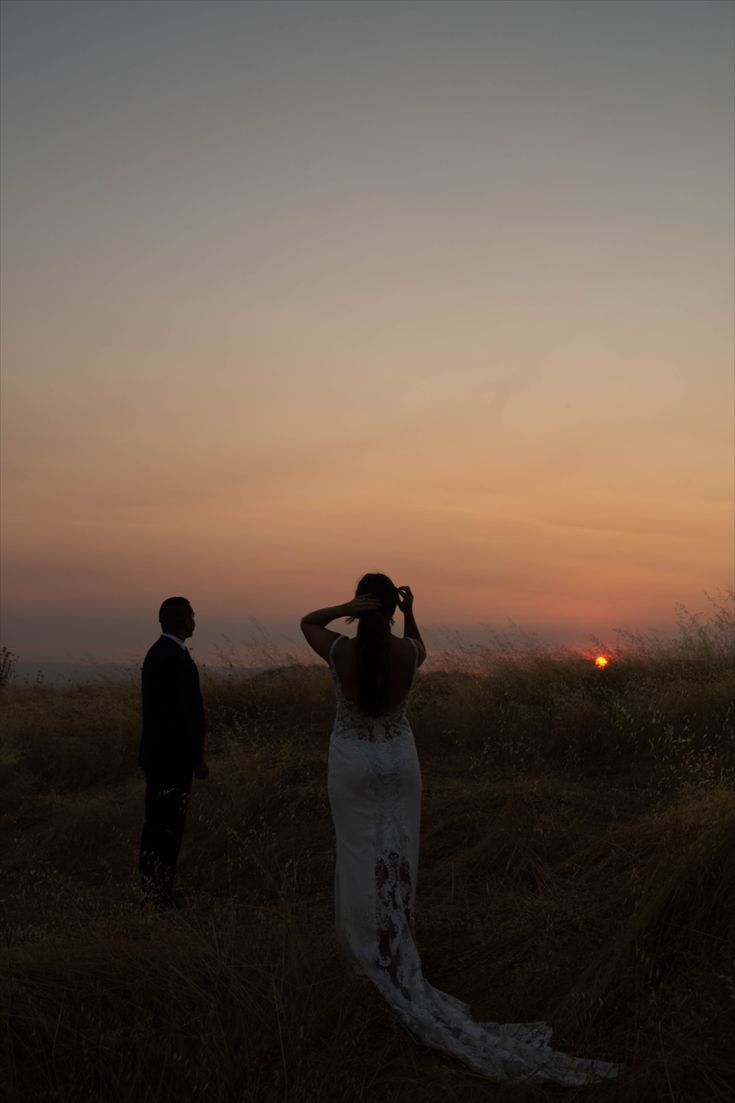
[2,600,734,1102]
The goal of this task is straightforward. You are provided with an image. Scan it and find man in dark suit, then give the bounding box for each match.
[138,596,209,907]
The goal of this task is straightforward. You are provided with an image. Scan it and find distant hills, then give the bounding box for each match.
[13,661,140,686]
[12,660,252,686]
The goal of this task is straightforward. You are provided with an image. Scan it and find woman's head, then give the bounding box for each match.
[355,573,398,621]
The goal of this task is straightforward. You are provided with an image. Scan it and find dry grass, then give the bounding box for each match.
[1,596,734,1101]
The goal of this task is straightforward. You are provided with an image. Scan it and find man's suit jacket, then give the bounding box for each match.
[138,636,206,776]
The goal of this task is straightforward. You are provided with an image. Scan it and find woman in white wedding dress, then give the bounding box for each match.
[301,573,620,1085]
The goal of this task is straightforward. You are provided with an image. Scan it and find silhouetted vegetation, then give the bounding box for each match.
[0,646,18,688]
[2,594,733,1101]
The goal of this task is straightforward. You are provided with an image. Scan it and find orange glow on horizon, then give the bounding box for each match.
[594,655,609,669]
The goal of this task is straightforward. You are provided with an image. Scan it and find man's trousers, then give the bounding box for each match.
[139,771,193,904]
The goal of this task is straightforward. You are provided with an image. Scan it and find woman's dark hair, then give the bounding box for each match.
[355,573,398,715]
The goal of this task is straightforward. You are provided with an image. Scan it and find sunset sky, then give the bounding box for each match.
[1,0,733,663]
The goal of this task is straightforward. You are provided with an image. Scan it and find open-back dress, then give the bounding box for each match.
[326,635,620,1085]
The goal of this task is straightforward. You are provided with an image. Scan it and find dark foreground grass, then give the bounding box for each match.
[1,608,734,1102]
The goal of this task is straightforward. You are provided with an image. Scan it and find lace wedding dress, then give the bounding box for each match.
[327,636,620,1085]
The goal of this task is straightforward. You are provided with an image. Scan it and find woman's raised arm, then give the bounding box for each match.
[396,586,426,666]
[300,596,381,660]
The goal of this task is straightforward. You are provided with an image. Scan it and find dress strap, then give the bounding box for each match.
[328,634,345,668]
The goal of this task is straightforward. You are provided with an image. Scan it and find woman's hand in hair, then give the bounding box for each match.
[343,594,382,623]
[396,586,414,614]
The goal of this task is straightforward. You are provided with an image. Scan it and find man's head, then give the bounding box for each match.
[158,596,195,640]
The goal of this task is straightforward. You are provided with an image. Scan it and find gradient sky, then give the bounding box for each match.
[1,0,733,663]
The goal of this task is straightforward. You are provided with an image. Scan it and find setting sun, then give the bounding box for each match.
[594,655,609,669]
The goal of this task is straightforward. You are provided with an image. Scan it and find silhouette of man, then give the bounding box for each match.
[138,597,208,907]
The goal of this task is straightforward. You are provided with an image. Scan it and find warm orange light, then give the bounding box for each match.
[594,655,609,669]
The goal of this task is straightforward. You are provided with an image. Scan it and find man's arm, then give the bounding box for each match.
[188,661,208,779]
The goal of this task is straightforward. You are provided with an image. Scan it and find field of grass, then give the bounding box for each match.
[2,597,734,1102]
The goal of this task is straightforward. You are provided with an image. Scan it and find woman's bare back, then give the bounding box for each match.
[332,635,418,711]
